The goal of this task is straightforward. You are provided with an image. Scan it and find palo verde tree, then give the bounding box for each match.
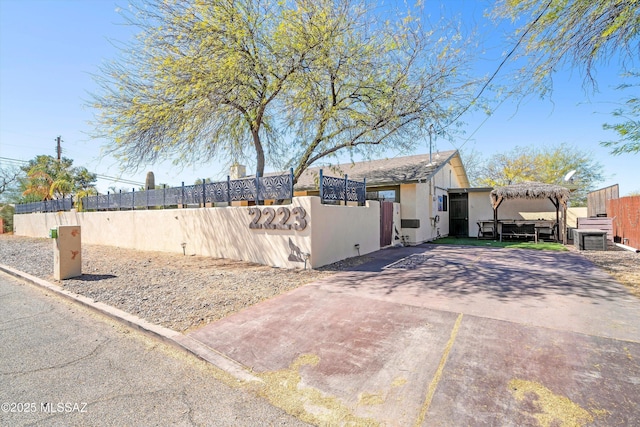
[277,2,480,181]
[476,143,604,206]
[493,1,640,156]
[91,0,481,183]
[492,0,639,93]
[601,71,640,155]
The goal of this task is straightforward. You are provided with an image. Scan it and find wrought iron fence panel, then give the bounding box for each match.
[48,198,71,212]
[15,203,27,214]
[118,192,134,209]
[108,193,123,210]
[206,181,230,203]
[14,173,298,214]
[95,193,109,210]
[106,193,121,210]
[320,173,366,205]
[131,191,146,208]
[145,188,164,207]
[182,184,203,205]
[345,182,358,202]
[82,195,94,211]
[164,187,183,206]
[64,198,74,211]
[259,174,292,200]
[347,180,366,204]
[230,178,257,202]
[321,175,346,202]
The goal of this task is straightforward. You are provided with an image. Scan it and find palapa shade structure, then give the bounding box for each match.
[490,182,571,243]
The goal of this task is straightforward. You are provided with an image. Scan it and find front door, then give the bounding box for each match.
[449,193,468,237]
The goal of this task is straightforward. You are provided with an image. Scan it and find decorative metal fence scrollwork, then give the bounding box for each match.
[15,170,295,214]
[319,170,366,206]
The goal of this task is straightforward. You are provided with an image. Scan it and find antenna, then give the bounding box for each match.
[563,170,577,182]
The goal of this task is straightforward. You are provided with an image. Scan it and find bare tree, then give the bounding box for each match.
[0,164,20,200]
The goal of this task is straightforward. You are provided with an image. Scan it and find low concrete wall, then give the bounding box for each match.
[309,198,380,267]
[13,197,380,269]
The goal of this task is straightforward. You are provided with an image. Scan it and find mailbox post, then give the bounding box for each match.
[51,225,82,280]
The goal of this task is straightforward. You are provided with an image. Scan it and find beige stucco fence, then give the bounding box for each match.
[13,196,380,269]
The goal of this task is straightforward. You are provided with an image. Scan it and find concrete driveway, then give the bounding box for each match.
[190,245,640,426]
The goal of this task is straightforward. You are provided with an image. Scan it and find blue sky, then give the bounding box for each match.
[1,0,638,196]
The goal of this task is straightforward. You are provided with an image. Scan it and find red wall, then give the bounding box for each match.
[607,196,640,250]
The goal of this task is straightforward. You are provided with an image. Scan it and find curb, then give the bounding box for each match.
[0,264,262,384]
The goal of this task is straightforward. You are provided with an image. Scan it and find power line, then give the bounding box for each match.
[0,156,144,186]
[95,174,145,186]
[0,157,27,166]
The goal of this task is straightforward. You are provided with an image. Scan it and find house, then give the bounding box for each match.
[14,149,583,269]
[294,150,470,246]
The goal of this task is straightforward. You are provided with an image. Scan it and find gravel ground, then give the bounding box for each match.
[1,234,638,332]
[578,241,640,298]
[0,234,340,332]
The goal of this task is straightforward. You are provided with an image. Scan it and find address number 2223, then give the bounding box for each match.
[248,207,308,231]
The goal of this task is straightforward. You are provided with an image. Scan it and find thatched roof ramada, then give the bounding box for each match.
[489,181,571,242]
[490,181,570,209]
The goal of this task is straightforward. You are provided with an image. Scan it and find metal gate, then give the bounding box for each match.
[380,202,394,247]
[449,193,468,237]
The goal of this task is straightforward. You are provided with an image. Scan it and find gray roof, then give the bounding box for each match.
[295,150,460,190]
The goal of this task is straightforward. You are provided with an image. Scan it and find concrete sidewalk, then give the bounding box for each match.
[190,245,640,425]
[3,244,640,425]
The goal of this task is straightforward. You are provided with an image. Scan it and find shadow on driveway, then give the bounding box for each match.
[190,245,640,426]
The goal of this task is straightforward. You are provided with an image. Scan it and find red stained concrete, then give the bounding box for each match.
[190,245,640,425]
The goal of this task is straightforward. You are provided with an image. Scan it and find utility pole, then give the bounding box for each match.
[56,136,62,162]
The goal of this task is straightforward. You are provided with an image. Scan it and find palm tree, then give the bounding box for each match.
[22,170,53,200]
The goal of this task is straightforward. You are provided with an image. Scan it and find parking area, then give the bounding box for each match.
[190,245,640,425]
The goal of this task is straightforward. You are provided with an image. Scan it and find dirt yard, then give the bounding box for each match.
[578,242,640,298]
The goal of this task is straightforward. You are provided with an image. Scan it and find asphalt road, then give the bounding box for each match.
[0,272,308,427]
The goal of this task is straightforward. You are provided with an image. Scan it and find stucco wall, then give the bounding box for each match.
[309,197,380,267]
[392,202,402,244]
[13,196,380,269]
[468,192,495,237]
[467,190,586,237]
[398,161,464,244]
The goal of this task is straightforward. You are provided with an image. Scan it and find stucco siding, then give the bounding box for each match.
[13,197,380,269]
